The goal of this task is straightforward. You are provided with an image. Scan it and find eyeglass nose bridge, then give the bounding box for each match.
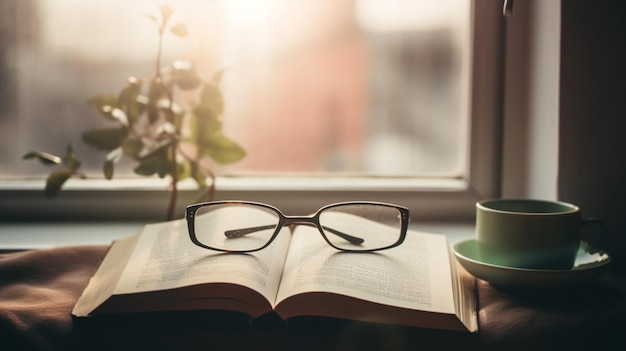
[282,215,319,228]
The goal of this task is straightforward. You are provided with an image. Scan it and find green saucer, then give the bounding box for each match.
[453,239,611,287]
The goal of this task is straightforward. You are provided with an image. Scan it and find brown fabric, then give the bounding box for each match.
[0,246,105,350]
[1,246,625,351]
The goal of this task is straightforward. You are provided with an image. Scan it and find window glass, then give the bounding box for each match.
[0,0,470,180]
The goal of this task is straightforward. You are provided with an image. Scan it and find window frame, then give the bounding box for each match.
[0,0,504,222]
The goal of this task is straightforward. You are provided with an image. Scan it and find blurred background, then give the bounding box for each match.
[0,0,470,180]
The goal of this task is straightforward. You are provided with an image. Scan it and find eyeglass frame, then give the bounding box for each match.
[185,200,410,253]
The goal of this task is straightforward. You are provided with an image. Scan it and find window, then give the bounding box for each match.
[0,0,503,221]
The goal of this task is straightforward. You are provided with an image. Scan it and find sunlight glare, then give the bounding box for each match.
[356,0,467,32]
[223,0,275,26]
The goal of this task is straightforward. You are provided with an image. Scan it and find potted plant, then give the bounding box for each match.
[23,5,245,220]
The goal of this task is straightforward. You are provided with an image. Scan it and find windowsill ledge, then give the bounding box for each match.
[0,176,478,249]
[0,176,479,221]
[0,221,475,251]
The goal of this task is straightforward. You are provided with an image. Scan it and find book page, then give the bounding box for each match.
[275,227,456,314]
[72,232,141,317]
[113,219,291,304]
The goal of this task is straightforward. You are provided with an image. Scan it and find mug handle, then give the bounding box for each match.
[582,217,608,247]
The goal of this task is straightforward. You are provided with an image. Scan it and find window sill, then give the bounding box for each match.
[0,176,477,250]
[0,176,479,221]
[0,220,474,251]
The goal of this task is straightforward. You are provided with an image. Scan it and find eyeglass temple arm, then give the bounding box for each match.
[320,226,364,245]
[224,224,365,245]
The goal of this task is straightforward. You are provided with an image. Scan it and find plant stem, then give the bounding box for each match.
[155,23,164,79]
[167,178,177,220]
[155,17,178,220]
[206,168,216,202]
[166,144,179,220]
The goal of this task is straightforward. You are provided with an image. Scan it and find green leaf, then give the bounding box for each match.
[147,105,159,124]
[198,82,224,117]
[88,94,118,113]
[106,147,123,163]
[103,160,114,180]
[100,106,129,126]
[88,92,129,125]
[147,15,158,26]
[212,68,226,85]
[170,61,200,90]
[22,151,61,165]
[170,23,188,37]
[190,162,207,188]
[122,138,143,159]
[156,122,177,137]
[156,98,183,126]
[134,142,176,178]
[88,94,118,109]
[188,82,224,146]
[62,144,82,171]
[160,4,176,25]
[133,153,160,176]
[147,81,168,124]
[44,169,74,198]
[172,109,185,130]
[82,127,128,151]
[192,104,220,125]
[190,109,221,144]
[157,147,176,178]
[177,160,191,182]
[199,133,246,164]
[118,77,142,124]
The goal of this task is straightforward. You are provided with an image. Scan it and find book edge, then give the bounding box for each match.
[72,231,142,317]
[448,242,479,333]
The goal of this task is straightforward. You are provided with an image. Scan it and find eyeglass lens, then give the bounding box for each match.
[194,203,281,252]
[319,204,403,251]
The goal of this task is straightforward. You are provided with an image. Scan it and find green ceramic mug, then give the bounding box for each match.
[476,199,602,270]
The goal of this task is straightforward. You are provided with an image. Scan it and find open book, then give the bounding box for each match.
[73,219,477,333]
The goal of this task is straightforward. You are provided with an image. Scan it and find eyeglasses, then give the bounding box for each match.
[185,201,410,253]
